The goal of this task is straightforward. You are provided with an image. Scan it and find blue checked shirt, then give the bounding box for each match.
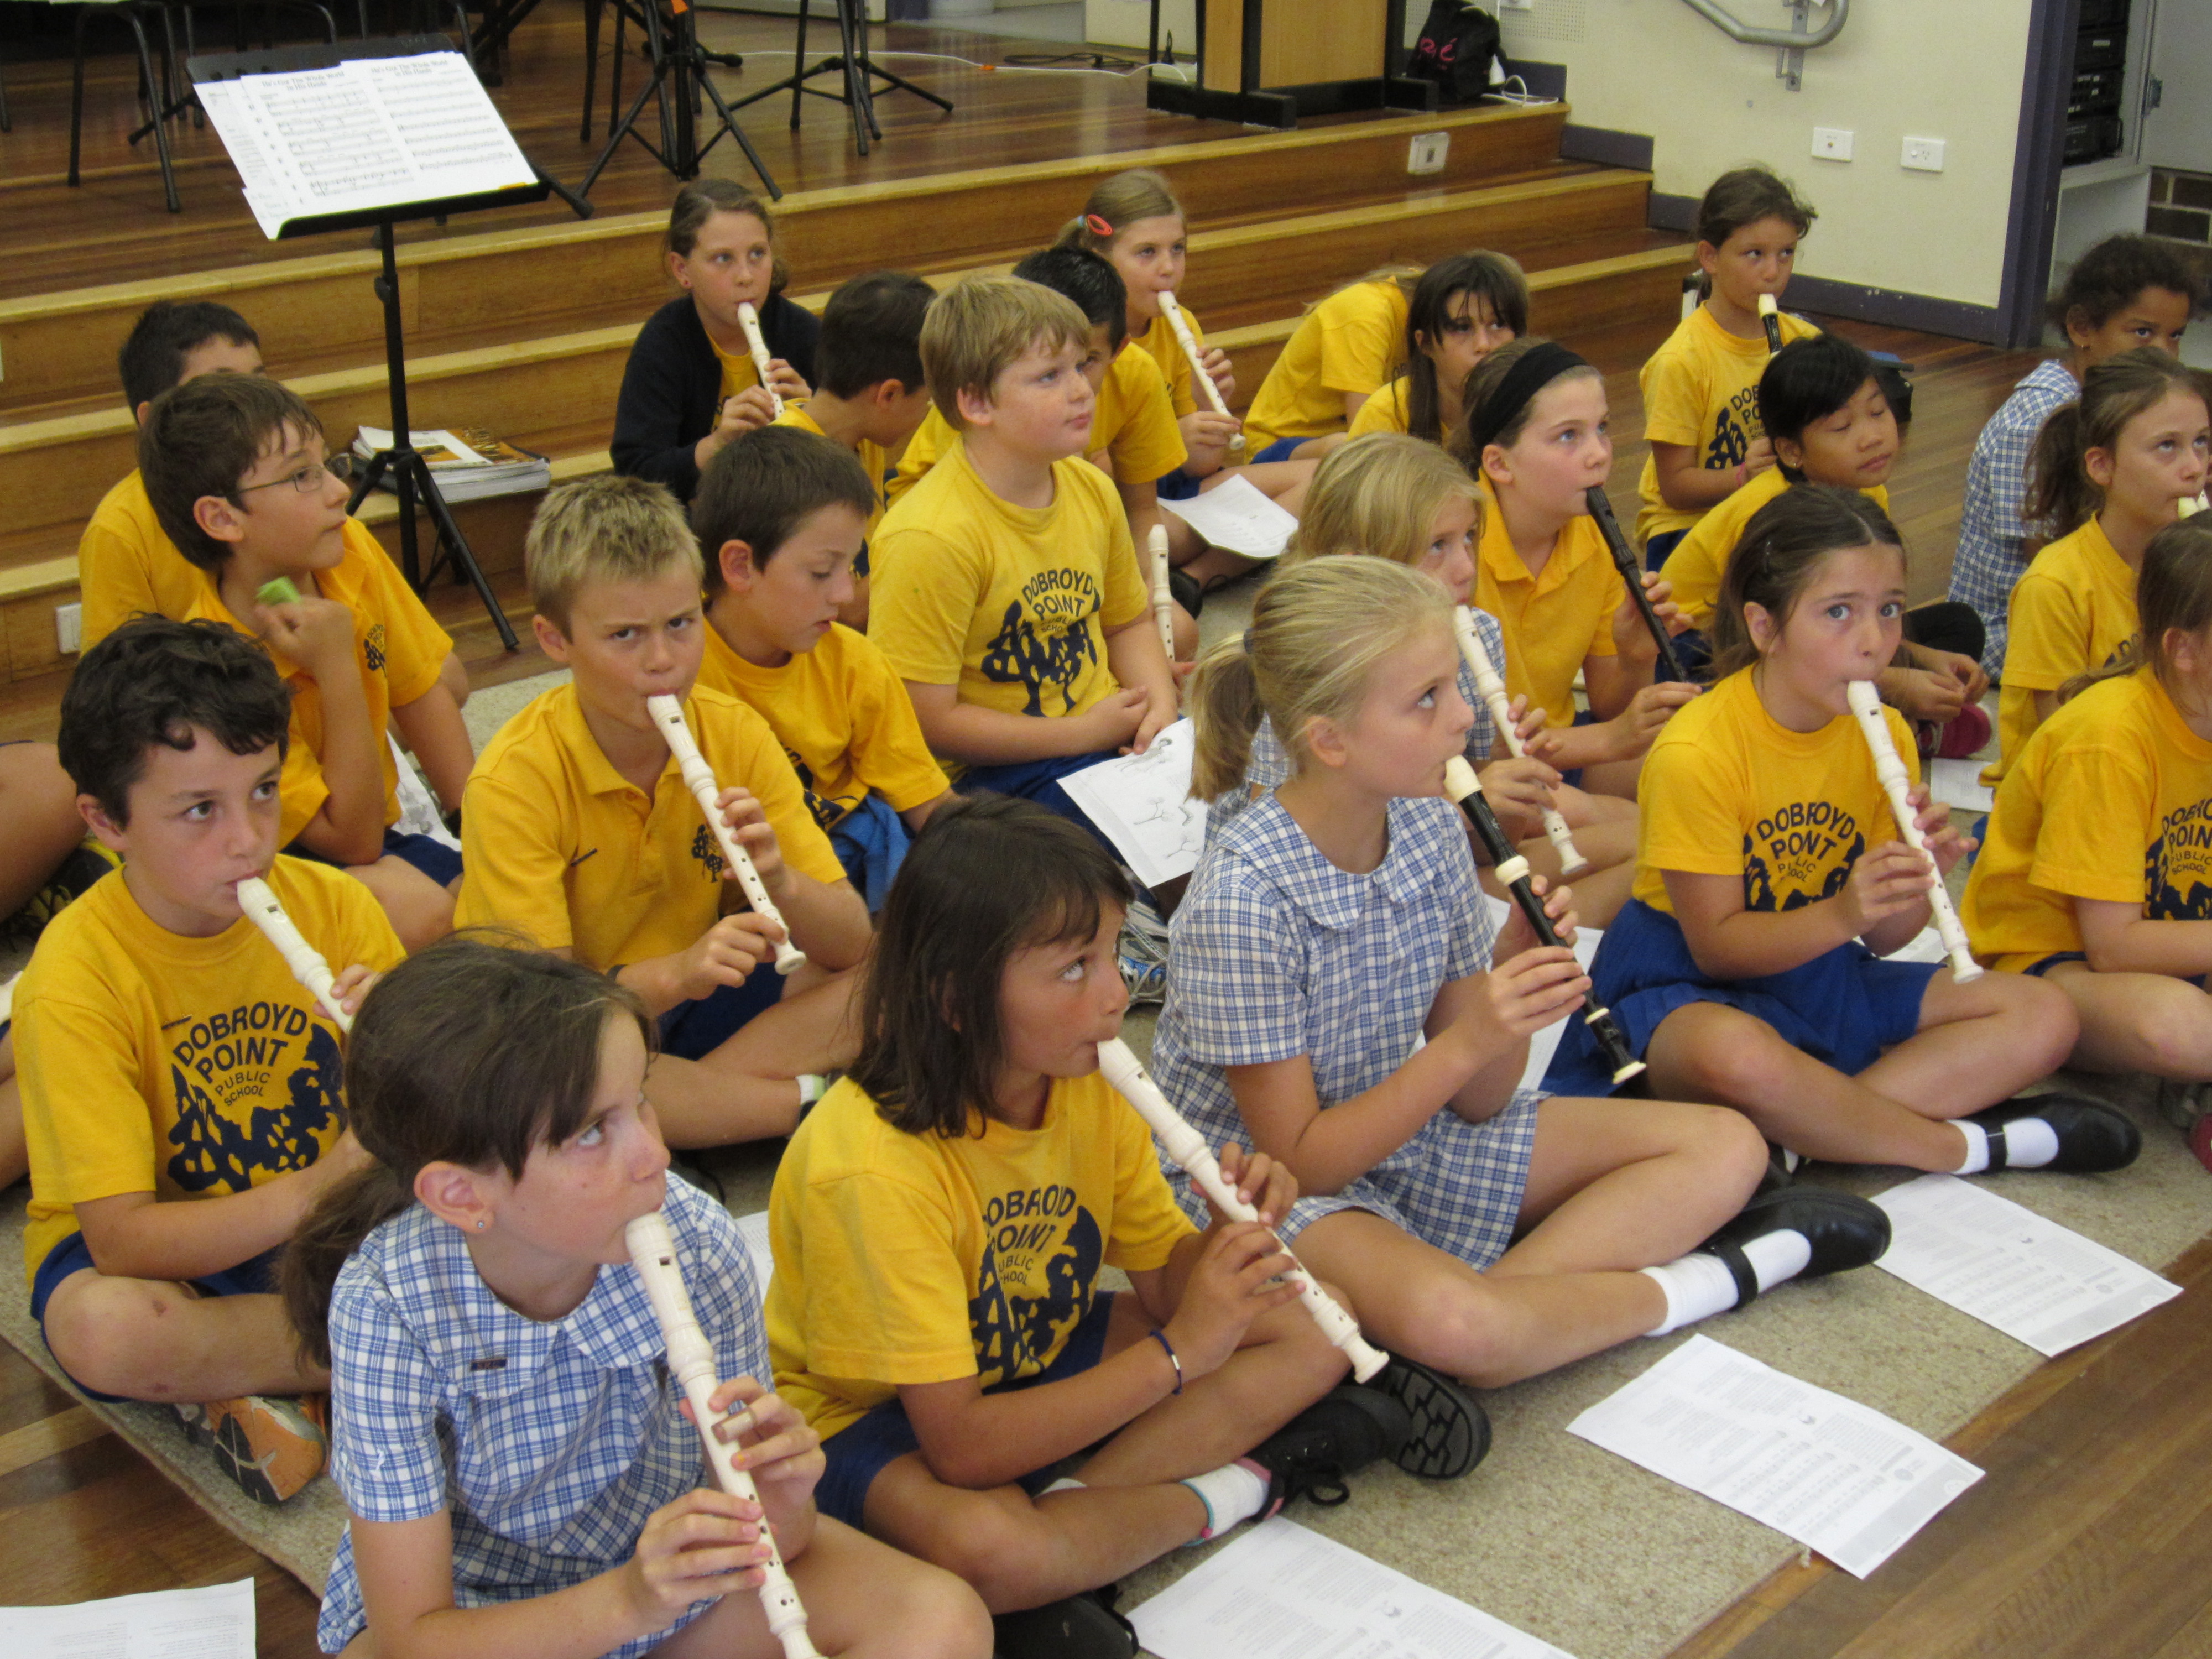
[317,1176,766,1658]
[1151,792,1494,1151]
[1950,358,2078,680]
[1211,613,1507,828]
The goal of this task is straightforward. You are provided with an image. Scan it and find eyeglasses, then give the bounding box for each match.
[236,458,336,496]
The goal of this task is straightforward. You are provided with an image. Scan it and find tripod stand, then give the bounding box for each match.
[719,0,951,159]
[580,0,779,198]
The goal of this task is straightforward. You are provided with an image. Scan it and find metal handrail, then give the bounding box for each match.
[1675,0,1849,50]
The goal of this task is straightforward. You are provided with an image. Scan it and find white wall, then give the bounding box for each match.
[1475,0,2031,309]
[1086,0,1198,53]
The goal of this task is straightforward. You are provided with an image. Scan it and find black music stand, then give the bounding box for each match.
[714,0,950,159]
[189,36,592,652]
[578,0,778,199]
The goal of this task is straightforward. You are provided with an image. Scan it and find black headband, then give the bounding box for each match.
[1466,341,1591,455]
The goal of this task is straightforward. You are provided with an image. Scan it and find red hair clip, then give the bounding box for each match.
[1084,213,1115,238]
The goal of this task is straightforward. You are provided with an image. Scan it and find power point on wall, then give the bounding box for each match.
[56,603,82,656]
[1901,137,1946,172]
[1407,132,1449,175]
[1498,0,1532,11]
[1811,127,1853,161]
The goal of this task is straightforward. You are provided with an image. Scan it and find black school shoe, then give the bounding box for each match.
[1167,566,1203,619]
[1370,1353,1490,1479]
[992,1586,1136,1659]
[1699,1187,1892,1309]
[1966,1093,2141,1173]
[1245,1384,1411,1512]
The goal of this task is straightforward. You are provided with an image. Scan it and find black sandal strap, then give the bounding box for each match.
[1705,1241,1761,1311]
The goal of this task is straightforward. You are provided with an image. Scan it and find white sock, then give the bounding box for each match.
[1039,1477,1084,1498]
[1741,1228,1813,1291]
[1994,1115,2061,1168]
[1180,1460,1269,1541]
[1953,1120,1991,1175]
[1640,1253,1739,1336]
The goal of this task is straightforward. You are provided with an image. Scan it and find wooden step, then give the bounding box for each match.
[0,103,1571,419]
[0,174,1661,542]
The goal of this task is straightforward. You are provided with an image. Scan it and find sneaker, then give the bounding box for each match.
[2153,1076,2210,1136]
[1244,1384,1410,1514]
[990,1587,1136,1659]
[173,1392,327,1505]
[1700,1187,1892,1307]
[1966,1093,2141,1173]
[1117,895,1171,1006]
[1370,1353,1489,1479]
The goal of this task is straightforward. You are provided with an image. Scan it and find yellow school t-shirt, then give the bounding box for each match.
[769,403,893,540]
[712,337,765,403]
[1634,305,1822,545]
[1962,670,2212,972]
[1472,479,1625,729]
[1989,517,2140,785]
[1660,472,1891,631]
[1136,309,1210,419]
[1633,666,1916,919]
[695,620,948,829]
[182,524,453,845]
[15,856,402,1286]
[1242,280,1409,451]
[456,682,846,970]
[766,1071,1196,1443]
[1346,377,1426,441]
[886,345,1185,504]
[869,440,1147,723]
[77,469,214,649]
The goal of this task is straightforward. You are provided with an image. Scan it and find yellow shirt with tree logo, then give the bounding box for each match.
[1989,516,2140,785]
[1633,666,1916,920]
[15,856,401,1286]
[765,1071,1194,1443]
[869,440,1147,728]
[1635,304,1821,545]
[456,682,844,969]
[1962,669,2212,972]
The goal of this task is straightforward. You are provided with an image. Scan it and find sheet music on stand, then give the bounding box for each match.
[194,50,534,238]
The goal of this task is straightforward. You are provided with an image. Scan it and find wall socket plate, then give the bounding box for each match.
[1901,137,1947,172]
[1498,0,1533,11]
[1407,132,1450,175]
[1812,127,1854,161]
[56,603,82,655]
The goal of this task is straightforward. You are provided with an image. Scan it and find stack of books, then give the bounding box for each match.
[351,427,552,503]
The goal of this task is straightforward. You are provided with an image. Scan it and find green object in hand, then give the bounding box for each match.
[257,576,301,607]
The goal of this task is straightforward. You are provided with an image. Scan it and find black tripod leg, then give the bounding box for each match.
[346,449,391,515]
[580,55,671,194]
[694,62,780,198]
[581,0,599,140]
[410,456,518,651]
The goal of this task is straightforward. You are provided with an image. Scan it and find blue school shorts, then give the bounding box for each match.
[32,1233,284,1404]
[658,964,787,1062]
[813,1293,1119,1528]
[1644,528,1688,573]
[288,825,462,886]
[828,794,912,913]
[957,749,1120,856]
[1542,898,1939,1097]
[1247,436,1306,465]
[1157,466,1202,502]
[2024,952,2089,977]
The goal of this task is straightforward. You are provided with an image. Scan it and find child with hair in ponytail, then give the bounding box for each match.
[1154,555,1892,1396]
[1963,515,2212,1170]
[289,935,988,1659]
[1991,347,2211,781]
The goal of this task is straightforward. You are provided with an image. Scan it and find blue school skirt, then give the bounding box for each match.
[1541,898,1938,1097]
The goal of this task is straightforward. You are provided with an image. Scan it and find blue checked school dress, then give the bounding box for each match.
[317,1177,766,1658]
[1948,358,2078,681]
[1151,791,1541,1269]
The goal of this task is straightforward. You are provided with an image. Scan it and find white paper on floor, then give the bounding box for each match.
[1872,1173,2180,1356]
[1061,719,1209,891]
[1566,1334,1982,1579]
[1928,758,1994,813]
[1129,1515,1579,1659]
[0,1577,254,1657]
[1157,474,1299,561]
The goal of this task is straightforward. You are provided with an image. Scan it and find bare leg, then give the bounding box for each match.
[652,970,862,1147]
[346,855,455,951]
[41,1275,326,1401]
[2041,961,2212,1076]
[655,1515,991,1659]
[0,743,90,920]
[0,1031,23,1191]
[1854,967,2078,1115]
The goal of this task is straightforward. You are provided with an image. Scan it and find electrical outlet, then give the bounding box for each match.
[1811,127,1854,161]
[1498,0,1533,11]
[1901,137,1946,172]
[56,603,82,655]
[1406,132,1449,175]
